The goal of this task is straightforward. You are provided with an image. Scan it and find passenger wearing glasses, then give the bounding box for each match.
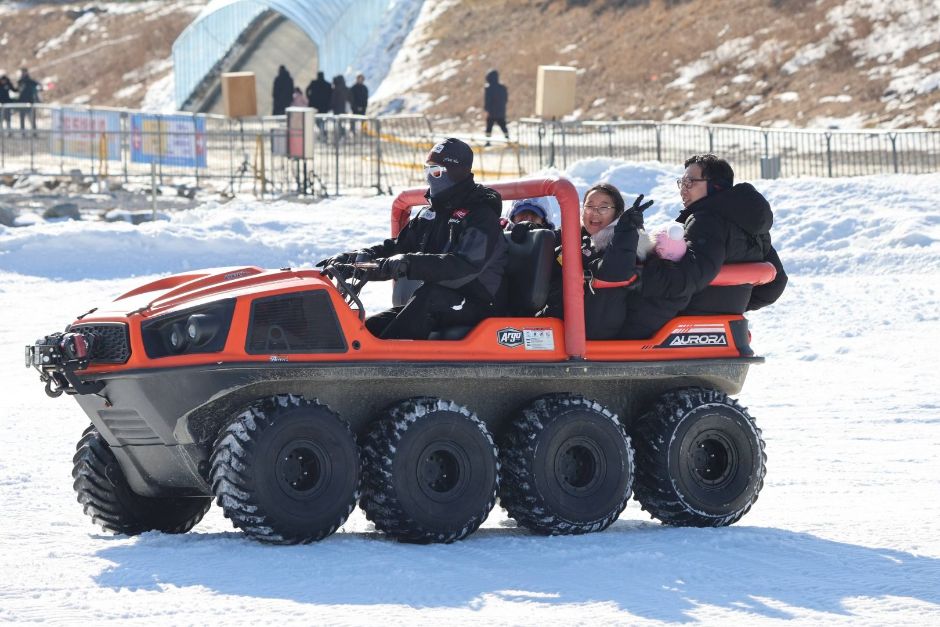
[319,137,507,340]
[541,182,653,339]
[619,154,788,339]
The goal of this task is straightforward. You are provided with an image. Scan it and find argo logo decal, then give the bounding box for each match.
[657,323,728,348]
[497,327,523,348]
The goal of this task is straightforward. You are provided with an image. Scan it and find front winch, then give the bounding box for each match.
[25,332,105,397]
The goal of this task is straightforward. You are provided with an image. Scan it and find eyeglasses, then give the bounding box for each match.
[582,204,616,215]
[424,164,447,178]
[676,177,708,189]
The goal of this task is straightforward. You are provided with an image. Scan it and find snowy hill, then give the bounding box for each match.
[1,162,939,624]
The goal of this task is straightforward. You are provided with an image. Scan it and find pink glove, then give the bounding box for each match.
[654,223,687,261]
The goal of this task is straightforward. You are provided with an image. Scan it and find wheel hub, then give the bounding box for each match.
[689,430,736,488]
[555,437,603,495]
[276,441,326,496]
[416,441,470,503]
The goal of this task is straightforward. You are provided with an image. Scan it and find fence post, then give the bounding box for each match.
[763,131,769,157]
[334,120,340,196]
[607,124,613,158]
[890,132,898,173]
[122,111,129,184]
[157,115,164,185]
[228,119,236,192]
[192,113,200,187]
[708,126,714,154]
[825,132,832,178]
[374,117,383,194]
[29,106,35,173]
[89,109,96,181]
[1,106,5,171]
[655,124,662,163]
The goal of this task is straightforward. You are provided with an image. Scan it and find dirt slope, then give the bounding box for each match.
[384,0,940,129]
[0,1,203,109]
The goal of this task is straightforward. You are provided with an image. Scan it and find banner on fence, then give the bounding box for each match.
[53,109,122,161]
[130,114,207,167]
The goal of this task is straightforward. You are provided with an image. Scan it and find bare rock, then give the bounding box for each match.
[0,205,17,227]
[43,202,81,221]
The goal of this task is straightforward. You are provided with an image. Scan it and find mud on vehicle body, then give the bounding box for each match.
[27,177,774,544]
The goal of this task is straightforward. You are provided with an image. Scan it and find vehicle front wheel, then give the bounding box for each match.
[210,395,360,544]
[630,387,766,527]
[72,425,211,536]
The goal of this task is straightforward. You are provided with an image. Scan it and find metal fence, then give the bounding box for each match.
[1,104,937,197]
[0,104,434,196]
[514,119,940,180]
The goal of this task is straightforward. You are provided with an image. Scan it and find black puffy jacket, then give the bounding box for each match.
[622,183,787,338]
[542,218,642,339]
[484,70,508,119]
[364,175,508,304]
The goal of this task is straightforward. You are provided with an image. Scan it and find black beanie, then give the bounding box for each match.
[427,138,473,182]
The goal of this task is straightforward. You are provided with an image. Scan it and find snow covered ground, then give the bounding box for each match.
[1,161,939,624]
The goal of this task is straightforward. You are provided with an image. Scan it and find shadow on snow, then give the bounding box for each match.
[93,520,940,622]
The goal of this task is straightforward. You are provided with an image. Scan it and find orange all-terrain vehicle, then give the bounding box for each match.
[26,177,776,544]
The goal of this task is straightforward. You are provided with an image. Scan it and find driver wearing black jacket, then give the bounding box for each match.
[621,154,788,339]
[319,138,508,340]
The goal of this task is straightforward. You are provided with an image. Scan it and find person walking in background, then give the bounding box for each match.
[305,71,332,114]
[16,68,40,131]
[0,75,14,130]
[350,73,369,116]
[484,69,509,144]
[290,86,308,108]
[271,65,294,115]
[331,75,350,138]
[330,75,349,115]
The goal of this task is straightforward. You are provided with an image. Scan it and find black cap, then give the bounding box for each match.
[427,137,473,182]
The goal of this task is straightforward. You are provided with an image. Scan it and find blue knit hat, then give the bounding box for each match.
[509,197,549,222]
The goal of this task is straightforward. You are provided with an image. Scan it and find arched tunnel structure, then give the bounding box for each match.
[173,0,392,113]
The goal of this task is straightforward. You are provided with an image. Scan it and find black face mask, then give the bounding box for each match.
[427,170,458,197]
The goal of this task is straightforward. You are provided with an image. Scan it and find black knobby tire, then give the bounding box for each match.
[360,397,499,544]
[209,394,360,544]
[499,395,634,535]
[72,425,211,536]
[630,387,767,527]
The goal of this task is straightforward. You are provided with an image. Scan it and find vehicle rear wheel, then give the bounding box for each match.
[210,395,360,544]
[499,395,634,535]
[72,425,211,536]
[630,387,766,527]
[360,397,499,543]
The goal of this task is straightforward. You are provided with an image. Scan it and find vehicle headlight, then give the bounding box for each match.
[186,313,221,346]
[141,299,236,359]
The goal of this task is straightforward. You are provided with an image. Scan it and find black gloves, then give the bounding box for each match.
[366,254,409,281]
[316,250,372,269]
[510,220,538,243]
[616,194,654,232]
